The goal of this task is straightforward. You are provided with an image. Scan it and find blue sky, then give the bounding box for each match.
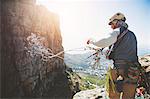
[37,0,150,54]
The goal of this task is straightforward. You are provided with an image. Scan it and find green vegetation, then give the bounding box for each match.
[79,82,96,90]
[79,74,105,90]
[66,67,106,92]
[83,75,105,86]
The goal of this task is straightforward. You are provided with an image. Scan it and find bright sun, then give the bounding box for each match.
[36,0,110,52]
[36,0,150,53]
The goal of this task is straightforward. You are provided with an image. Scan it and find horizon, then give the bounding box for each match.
[36,0,150,54]
[65,47,150,56]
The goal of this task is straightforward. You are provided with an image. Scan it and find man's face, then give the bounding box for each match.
[111,23,117,29]
[110,20,118,30]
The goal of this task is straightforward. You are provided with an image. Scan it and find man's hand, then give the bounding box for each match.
[87,39,93,44]
[87,39,90,44]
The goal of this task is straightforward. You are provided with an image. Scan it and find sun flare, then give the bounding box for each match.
[36,0,150,53]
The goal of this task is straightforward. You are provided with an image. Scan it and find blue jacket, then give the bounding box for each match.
[109,26,138,62]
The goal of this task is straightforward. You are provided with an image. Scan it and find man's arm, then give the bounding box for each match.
[91,31,120,48]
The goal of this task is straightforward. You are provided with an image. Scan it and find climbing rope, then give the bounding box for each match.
[25,32,119,97]
[26,33,103,68]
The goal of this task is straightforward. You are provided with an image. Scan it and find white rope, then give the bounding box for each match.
[26,33,103,70]
[26,33,90,61]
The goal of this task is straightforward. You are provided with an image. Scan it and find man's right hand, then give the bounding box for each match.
[87,39,90,44]
[87,39,94,44]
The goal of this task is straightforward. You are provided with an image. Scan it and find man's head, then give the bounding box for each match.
[109,12,126,29]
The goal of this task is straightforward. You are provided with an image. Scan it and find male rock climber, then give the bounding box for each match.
[87,12,140,99]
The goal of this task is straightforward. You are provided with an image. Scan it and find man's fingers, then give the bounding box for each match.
[87,40,90,44]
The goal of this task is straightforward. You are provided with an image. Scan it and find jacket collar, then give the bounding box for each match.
[120,26,127,34]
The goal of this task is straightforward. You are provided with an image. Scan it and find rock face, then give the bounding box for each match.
[139,55,150,71]
[1,0,72,98]
[73,87,106,99]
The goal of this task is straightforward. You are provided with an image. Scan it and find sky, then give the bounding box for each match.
[36,0,150,54]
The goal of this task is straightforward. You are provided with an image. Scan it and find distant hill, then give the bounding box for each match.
[64,52,112,77]
[64,47,150,76]
[64,53,91,68]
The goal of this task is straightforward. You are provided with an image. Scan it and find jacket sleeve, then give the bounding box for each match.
[92,31,120,48]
